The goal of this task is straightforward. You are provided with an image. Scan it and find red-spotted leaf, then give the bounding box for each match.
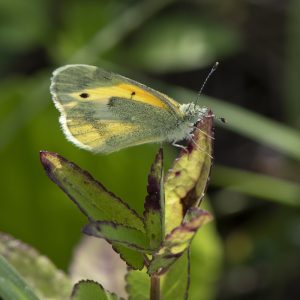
[164,111,214,234]
[143,148,164,250]
[83,221,151,252]
[148,208,212,275]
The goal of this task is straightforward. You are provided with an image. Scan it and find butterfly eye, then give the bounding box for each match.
[80,93,89,99]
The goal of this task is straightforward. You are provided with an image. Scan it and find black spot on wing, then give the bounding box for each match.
[80,93,89,98]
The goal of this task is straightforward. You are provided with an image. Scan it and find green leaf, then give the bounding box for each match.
[40,151,145,269]
[164,111,214,234]
[125,269,150,300]
[71,280,118,300]
[161,251,190,300]
[40,151,144,231]
[0,254,39,300]
[112,245,145,270]
[0,233,72,300]
[143,148,164,250]
[148,208,212,275]
[83,221,151,252]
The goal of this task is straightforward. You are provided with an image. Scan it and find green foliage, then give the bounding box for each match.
[125,215,222,300]
[71,281,118,300]
[188,210,223,300]
[164,113,213,233]
[126,253,191,300]
[148,208,212,275]
[125,269,150,300]
[161,251,189,300]
[111,245,144,271]
[83,221,150,252]
[144,149,164,250]
[0,255,39,300]
[0,234,72,299]
[0,110,216,299]
[39,151,144,230]
[40,151,146,269]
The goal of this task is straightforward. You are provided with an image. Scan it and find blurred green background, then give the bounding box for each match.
[1,0,300,299]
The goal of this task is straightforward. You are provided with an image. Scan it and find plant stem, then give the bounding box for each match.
[150,274,160,300]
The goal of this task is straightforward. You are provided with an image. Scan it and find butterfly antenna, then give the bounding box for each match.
[195,61,219,106]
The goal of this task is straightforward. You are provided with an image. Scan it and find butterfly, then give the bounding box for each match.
[50,64,209,153]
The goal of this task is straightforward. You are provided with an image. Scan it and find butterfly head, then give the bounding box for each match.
[180,103,208,124]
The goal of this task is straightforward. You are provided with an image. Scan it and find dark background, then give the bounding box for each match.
[1,0,300,299]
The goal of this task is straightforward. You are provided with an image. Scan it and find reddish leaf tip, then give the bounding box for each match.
[40,151,51,171]
[39,150,58,164]
[39,151,60,174]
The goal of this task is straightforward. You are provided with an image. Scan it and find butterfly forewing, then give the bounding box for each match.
[50,64,184,153]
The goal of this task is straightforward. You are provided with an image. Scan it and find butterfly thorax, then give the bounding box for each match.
[165,103,208,142]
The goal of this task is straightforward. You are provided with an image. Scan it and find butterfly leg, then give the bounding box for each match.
[172,141,188,152]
